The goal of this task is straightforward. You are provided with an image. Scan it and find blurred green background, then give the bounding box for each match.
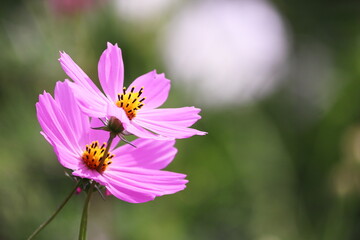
[1,0,360,239]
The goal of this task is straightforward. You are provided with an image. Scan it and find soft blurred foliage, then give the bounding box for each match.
[1,0,360,239]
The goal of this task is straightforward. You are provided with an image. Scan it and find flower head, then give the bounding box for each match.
[59,42,207,140]
[36,81,188,203]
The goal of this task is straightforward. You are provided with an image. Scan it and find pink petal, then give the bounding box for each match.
[72,165,109,185]
[53,144,82,170]
[59,52,106,101]
[128,70,170,110]
[133,117,207,139]
[54,81,90,147]
[110,138,177,169]
[98,42,124,102]
[72,166,155,203]
[67,82,110,118]
[36,92,80,152]
[125,121,171,140]
[36,90,83,169]
[106,184,155,203]
[102,167,187,203]
[137,107,203,128]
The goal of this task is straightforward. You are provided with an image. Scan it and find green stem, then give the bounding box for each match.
[78,181,96,240]
[27,180,82,240]
[96,132,116,172]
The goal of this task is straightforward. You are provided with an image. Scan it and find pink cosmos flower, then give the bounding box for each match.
[59,42,206,140]
[36,80,188,203]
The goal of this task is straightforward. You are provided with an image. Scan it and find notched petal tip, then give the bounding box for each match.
[37,91,51,103]
[151,70,168,81]
[106,42,121,52]
[58,51,68,60]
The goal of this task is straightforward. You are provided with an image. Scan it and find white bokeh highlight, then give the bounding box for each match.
[160,0,289,106]
[115,0,178,22]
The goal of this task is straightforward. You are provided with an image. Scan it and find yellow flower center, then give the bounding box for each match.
[82,141,114,172]
[116,86,145,120]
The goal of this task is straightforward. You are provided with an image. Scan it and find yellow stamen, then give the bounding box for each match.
[82,141,114,172]
[116,86,145,120]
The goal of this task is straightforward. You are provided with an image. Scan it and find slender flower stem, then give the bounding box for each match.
[96,132,116,172]
[78,181,96,240]
[27,180,82,240]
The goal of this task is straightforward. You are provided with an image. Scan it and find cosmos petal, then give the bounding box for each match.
[103,167,187,203]
[54,81,90,147]
[53,144,82,170]
[36,92,80,152]
[72,165,186,203]
[67,82,111,118]
[137,107,203,128]
[36,88,83,169]
[128,70,170,110]
[133,117,207,139]
[59,51,106,100]
[98,42,124,102]
[125,121,171,140]
[110,138,177,169]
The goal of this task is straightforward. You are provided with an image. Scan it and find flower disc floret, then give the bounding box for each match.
[116,86,145,120]
[82,141,114,172]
